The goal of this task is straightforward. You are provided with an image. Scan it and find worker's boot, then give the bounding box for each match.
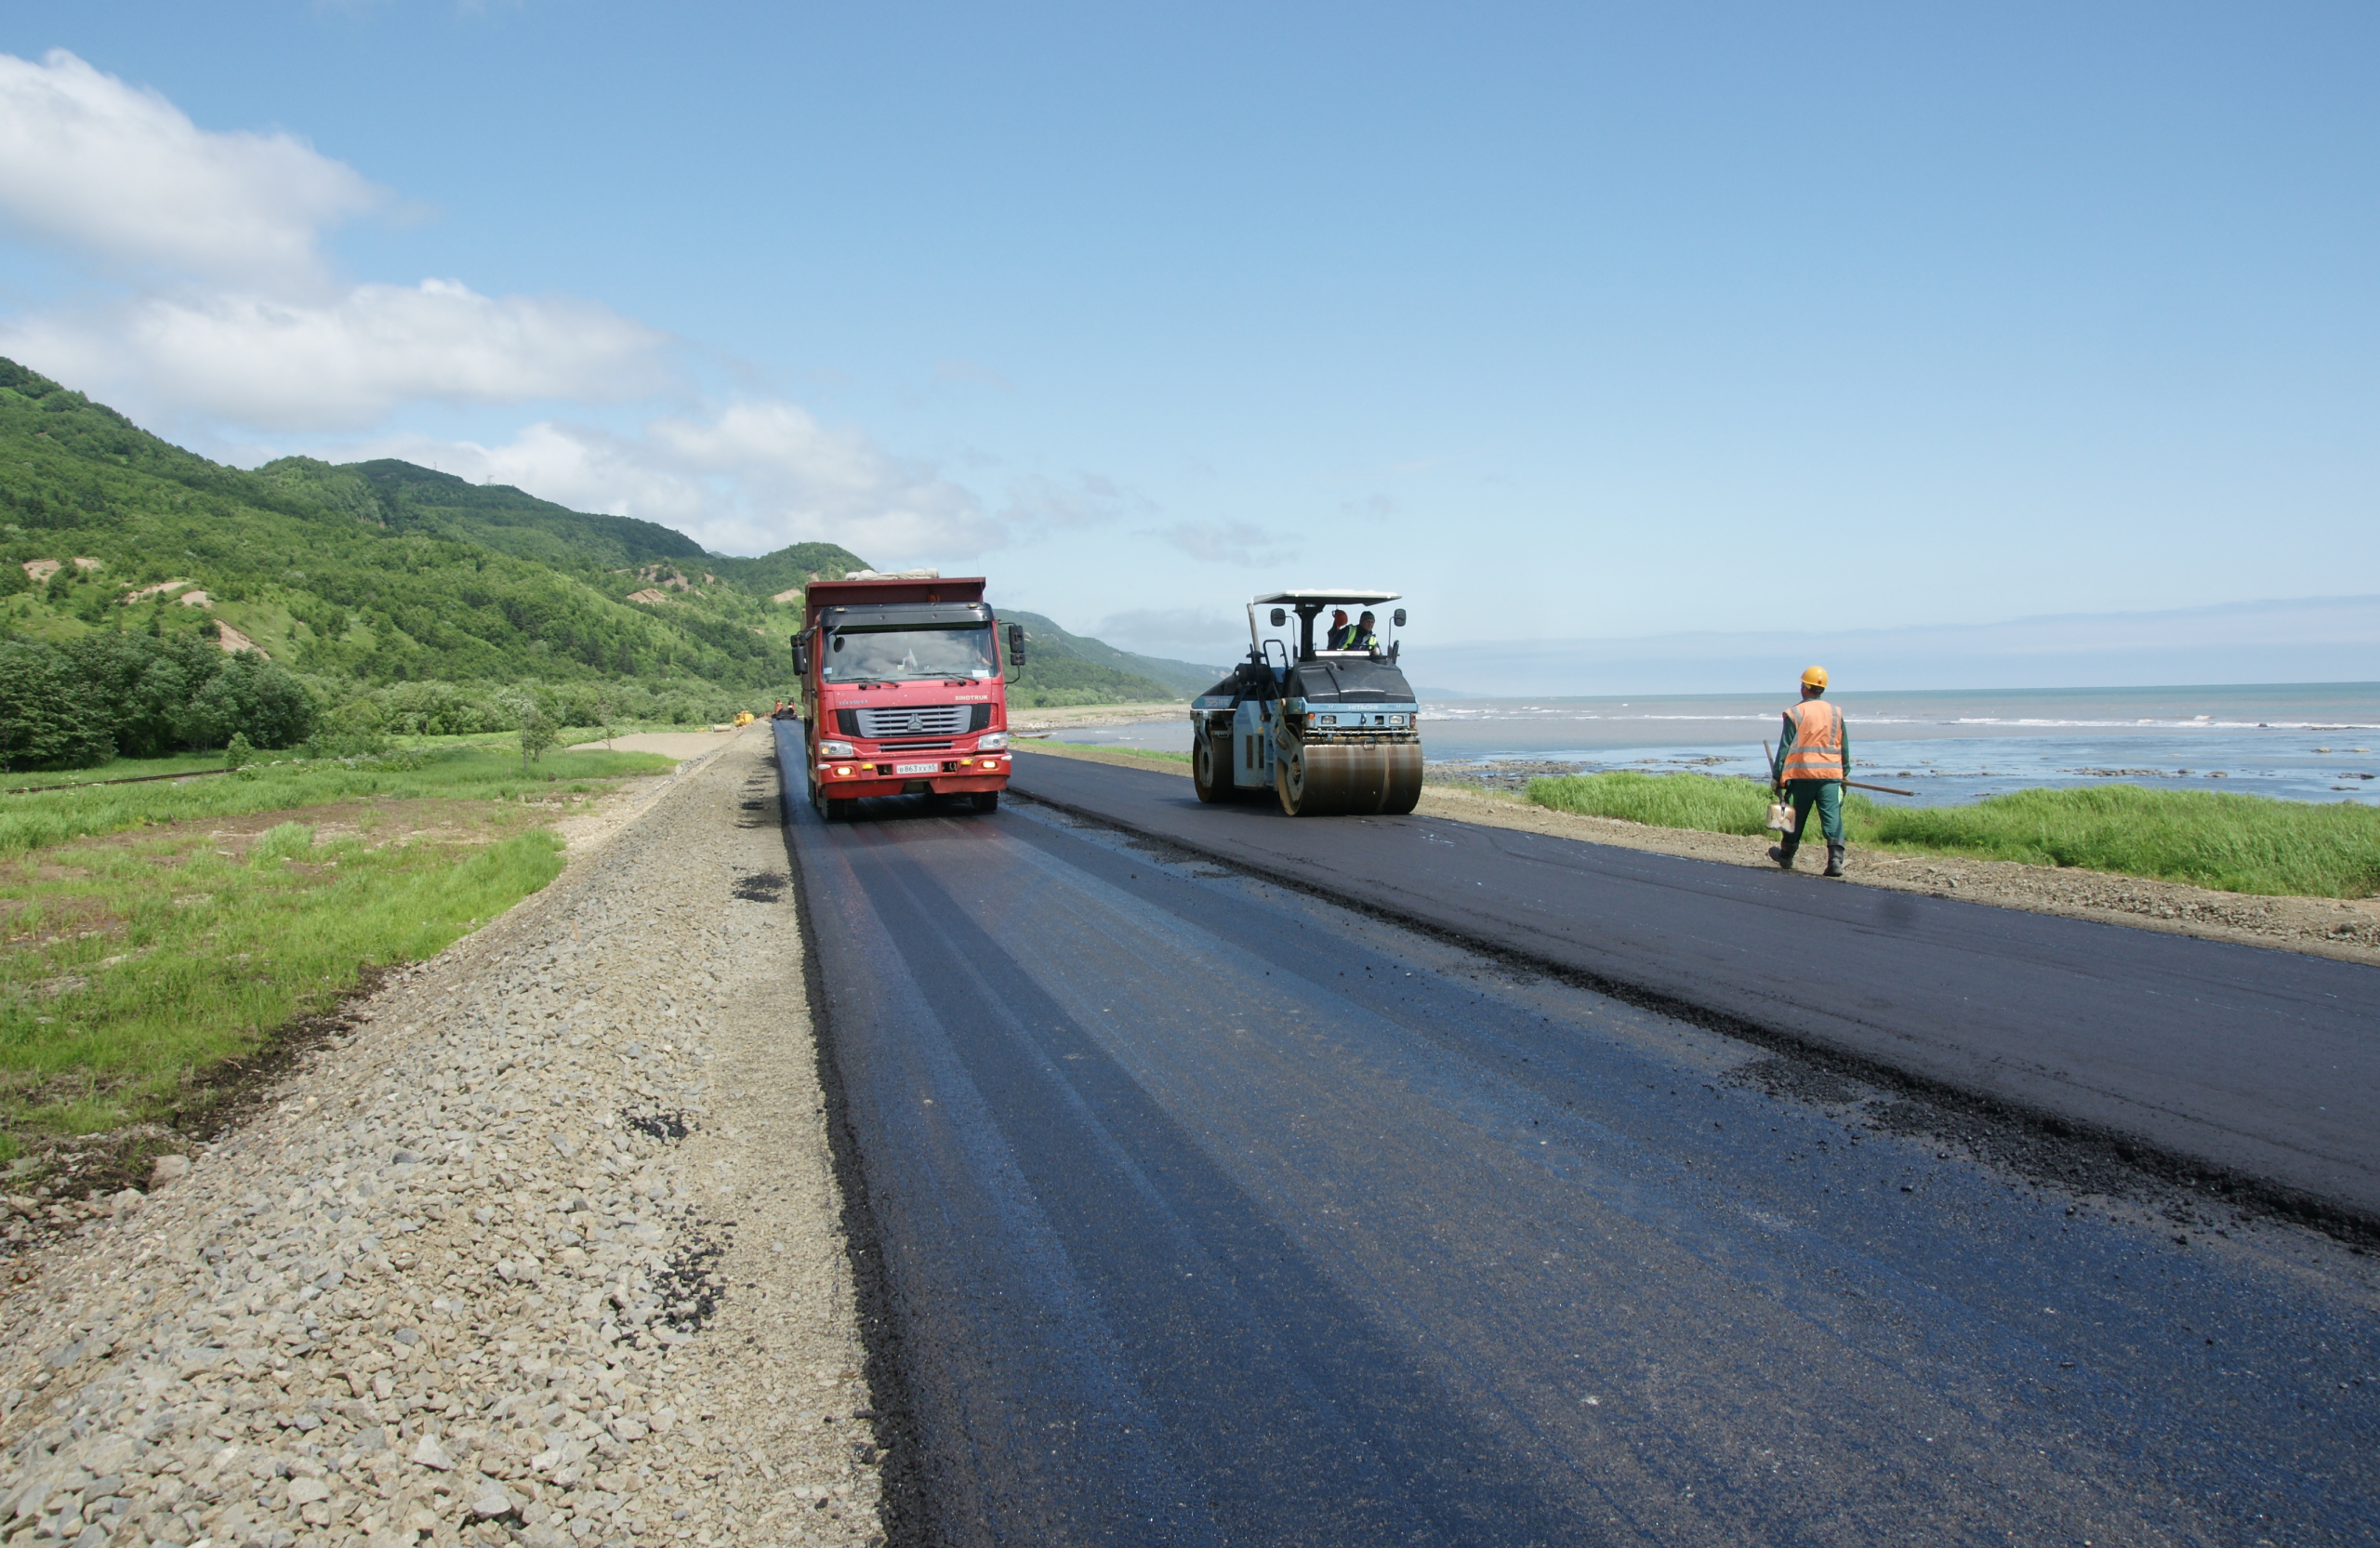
[1767,840,1798,870]
[1824,843,1845,879]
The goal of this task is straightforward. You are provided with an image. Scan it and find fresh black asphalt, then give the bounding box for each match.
[1008,750,2380,1226]
[774,724,2380,1545]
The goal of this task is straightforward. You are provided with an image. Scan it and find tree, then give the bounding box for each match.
[171,652,316,750]
[506,693,557,768]
[0,642,114,772]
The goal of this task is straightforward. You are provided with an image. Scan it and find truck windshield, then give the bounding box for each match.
[824,625,998,682]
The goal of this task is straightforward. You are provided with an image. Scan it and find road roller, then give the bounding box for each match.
[1190,589,1422,816]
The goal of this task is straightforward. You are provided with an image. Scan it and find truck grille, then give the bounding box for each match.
[843,704,986,738]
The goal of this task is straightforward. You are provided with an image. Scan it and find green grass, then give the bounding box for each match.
[0,744,672,857]
[1526,770,1827,837]
[1526,772,2380,898]
[0,742,677,1153]
[0,820,568,1137]
[0,750,235,791]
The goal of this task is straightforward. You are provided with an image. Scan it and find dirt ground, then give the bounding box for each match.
[565,732,746,761]
[1016,740,2380,967]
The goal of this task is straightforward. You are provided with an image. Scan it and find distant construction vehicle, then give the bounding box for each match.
[1190,589,1421,815]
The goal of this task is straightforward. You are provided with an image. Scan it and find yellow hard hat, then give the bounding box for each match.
[1800,665,1829,689]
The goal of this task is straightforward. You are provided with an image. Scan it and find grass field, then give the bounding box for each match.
[0,744,676,1161]
[1527,772,2380,898]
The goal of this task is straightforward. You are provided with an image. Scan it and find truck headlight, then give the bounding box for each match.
[817,739,855,758]
[976,732,1010,751]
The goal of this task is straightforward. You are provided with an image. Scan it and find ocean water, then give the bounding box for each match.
[1047,682,2380,807]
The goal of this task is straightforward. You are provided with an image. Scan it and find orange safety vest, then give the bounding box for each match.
[1780,700,1844,781]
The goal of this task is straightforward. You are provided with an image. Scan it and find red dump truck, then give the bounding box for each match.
[792,574,1025,820]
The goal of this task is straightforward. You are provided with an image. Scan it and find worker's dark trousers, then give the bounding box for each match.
[1780,779,1844,853]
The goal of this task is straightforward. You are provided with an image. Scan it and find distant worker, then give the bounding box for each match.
[1347,611,1381,653]
[1769,666,1850,877]
[1325,609,1353,650]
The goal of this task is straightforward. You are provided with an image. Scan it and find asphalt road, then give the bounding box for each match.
[776,725,2379,1547]
[1008,750,2380,1226]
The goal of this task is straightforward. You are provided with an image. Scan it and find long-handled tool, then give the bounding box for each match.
[1764,739,1914,798]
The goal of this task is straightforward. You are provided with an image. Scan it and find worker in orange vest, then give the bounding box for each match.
[1769,665,1850,877]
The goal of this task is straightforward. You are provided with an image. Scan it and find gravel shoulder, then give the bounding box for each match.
[1018,740,2380,967]
[562,733,747,762]
[1008,703,1181,732]
[0,726,884,1548]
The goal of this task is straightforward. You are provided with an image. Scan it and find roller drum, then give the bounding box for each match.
[1276,740,1421,816]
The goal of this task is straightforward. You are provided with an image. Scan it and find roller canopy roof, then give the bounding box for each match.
[1250,589,1401,604]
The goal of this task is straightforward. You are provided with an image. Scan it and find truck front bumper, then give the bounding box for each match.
[814,755,1012,799]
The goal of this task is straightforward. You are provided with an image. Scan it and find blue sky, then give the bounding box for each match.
[0,3,2372,681]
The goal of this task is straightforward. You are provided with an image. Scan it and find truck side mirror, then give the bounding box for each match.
[790,635,810,676]
[1269,608,1286,627]
[1007,622,1026,666]
[1393,608,1407,627]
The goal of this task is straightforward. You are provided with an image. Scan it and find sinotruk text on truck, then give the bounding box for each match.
[792,574,1026,821]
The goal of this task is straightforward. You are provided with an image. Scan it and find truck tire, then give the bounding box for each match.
[968,791,999,814]
[1193,732,1233,803]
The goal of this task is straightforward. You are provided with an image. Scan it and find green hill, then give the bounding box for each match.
[0,356,1213,760]
[707,544,875,600]
[1001,611,1227,699]
[266,457,711,574]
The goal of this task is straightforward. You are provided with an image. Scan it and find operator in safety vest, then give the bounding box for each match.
[1346,611,1381,653]
[1769,665,1851,877]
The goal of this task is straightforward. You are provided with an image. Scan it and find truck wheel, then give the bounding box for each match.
[1193,733,1232,803]
[968,791,999,814]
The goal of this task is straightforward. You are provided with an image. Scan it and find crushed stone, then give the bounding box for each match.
[0,728,882,1548]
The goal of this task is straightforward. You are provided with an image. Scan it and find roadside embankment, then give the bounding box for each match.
[0,727,885,1548]
[0,746,680,1167]
[564,732,749,761]
[1527,768,2380,900]
[1008,702,1181,733]
[1018,739,2380,965]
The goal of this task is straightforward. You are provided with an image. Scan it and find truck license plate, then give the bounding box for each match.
[893,762,940,775]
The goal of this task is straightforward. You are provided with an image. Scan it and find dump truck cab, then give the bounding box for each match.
[1190,589,1422,815]
[793,574,1025,820]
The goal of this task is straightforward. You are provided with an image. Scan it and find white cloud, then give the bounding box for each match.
[0,49,1046,557]
[999,471,1147,533]
[0,49,673,431]
[1146,519,1299,567]
[0,49,382,285]
[346,400,1007,563]
[1091,607,1247,664]
[6,279,672,431]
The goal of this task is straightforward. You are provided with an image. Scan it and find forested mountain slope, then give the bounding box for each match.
[1002,611,1225,699]
[0,357,1197,761]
